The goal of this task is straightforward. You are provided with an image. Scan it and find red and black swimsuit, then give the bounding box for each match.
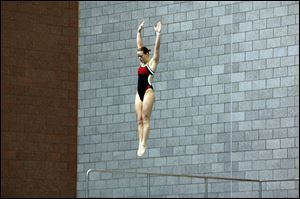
[137,64,155,101]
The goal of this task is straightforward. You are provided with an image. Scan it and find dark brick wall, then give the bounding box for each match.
[1,1,78,197]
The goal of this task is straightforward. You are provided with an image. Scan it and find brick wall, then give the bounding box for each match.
[78,1,299,197]
[1,1,78,197]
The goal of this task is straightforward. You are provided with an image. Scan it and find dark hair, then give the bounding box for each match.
[138,46,151,54]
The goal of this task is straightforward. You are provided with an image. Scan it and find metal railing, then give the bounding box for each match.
[85,169,298,198]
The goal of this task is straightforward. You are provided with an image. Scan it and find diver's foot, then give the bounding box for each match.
[138,143,147,156]
[137,142,142,156]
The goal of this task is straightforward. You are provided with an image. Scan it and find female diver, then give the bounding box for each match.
[135,21,161,156]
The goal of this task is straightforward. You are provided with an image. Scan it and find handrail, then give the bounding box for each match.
[85,169,299,198]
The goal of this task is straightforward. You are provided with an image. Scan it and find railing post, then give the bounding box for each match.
[147,174,150,198]
[204,178,208,198]
[86,169,92,198]
[259,181,262,198]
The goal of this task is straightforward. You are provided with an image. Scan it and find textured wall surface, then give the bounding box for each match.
[1,1,78,197]
[78,1,299,197]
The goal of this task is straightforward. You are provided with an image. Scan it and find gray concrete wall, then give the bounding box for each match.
[78,1,299,197]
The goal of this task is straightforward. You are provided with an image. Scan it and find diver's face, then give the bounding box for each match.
[137,51,149,63]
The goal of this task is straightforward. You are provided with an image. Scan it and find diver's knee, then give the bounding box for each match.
[137,118,143,125]
[142,115,150,124]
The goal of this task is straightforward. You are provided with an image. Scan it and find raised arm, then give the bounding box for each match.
[137,21,144,49]
[151,21,161,70]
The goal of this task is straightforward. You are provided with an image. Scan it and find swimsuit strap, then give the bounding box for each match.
[146,64,155,75]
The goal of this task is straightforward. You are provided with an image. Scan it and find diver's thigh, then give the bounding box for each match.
[142,90,155,117]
